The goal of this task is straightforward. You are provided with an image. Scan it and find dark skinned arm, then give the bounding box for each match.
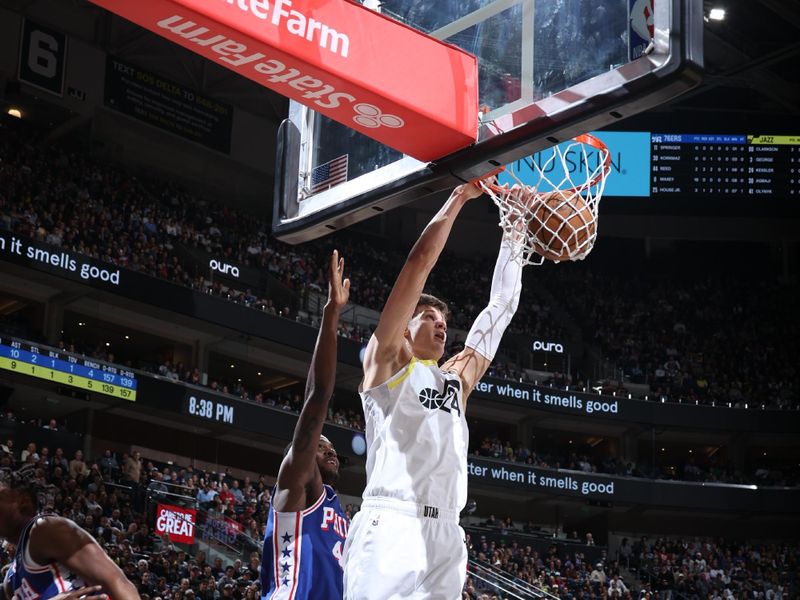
[272,250,350,513]
[29,517,138,600]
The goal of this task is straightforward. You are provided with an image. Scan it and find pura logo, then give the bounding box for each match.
[532,341,564,353]
[209,259,240,278]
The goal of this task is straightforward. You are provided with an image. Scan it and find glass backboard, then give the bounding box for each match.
[273,0,703,243]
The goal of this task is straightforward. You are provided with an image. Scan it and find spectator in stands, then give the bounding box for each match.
[121,452,141,486]
[68,450,89,479]
[99,450,119,478]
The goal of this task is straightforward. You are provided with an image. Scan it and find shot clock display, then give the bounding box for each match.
[0,336,137,401]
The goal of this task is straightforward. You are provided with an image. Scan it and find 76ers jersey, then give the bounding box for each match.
[6,516,85,600]
[360,357,469,512]
[261,484,349,600]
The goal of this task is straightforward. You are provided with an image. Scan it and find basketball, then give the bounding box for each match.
[527,190,597,262]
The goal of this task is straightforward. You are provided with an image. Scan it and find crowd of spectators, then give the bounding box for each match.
[624,535,798,599]
[1,425,295,599]
[3,417,798,600]
[538,265,799,411]
[464,532,630,599]
[463,530,800,599]
[471,435,799,487]
[1,117,798,413]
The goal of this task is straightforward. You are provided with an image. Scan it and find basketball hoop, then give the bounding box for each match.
[477,134,611,266]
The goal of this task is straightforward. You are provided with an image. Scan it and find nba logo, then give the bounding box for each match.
[629,0,654,60]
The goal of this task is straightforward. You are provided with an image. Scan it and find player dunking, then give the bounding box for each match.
[261,250,351,600]
[0,464,139,600]
[343,181,526,599]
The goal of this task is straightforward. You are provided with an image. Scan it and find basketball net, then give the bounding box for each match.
[478,134,611,266]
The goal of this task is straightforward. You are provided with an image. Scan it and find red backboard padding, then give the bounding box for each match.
[89,0,479,162]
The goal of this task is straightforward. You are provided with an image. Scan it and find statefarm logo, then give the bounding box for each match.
[156,3,405,131]
[222,0,350,58]
[155,504,197,544]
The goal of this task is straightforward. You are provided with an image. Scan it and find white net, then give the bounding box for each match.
[478,134,610,266]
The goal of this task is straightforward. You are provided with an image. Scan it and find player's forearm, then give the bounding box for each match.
[464,237,523,361]
[105,575,139,600]
[407,187,470,267]
[304,302,341,407]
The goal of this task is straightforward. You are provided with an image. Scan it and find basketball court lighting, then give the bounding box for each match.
[7,108,22,118]
[709,8,725,20]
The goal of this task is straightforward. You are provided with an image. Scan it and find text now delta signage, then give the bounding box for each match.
[155,504,197,544]
[88,0,478,162]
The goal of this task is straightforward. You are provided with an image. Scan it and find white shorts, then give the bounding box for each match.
[342,497,467,600]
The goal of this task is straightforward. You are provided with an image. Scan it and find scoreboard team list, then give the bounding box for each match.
[650,134,800,196]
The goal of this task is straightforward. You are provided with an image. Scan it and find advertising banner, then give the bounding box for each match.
[200,513,242,546]
[155,504,197,544]
[88,0,478,161]
[0,233,362,365]
[471,376,800,433]
[105,56,233,153]
[467,457,800,513]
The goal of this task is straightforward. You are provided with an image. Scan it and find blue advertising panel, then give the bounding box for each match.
[500,131,652,197]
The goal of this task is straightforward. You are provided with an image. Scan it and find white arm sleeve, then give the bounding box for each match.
[464,238,523,361]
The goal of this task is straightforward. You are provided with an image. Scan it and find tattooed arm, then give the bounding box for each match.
[272,250,350,512]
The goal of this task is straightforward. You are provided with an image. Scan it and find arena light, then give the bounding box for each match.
[6,108,22,119]
[709,7,725,20]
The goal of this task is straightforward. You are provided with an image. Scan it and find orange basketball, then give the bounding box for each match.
[528,191,596,262]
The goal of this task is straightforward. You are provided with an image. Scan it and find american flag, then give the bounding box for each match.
[309,154,349,194]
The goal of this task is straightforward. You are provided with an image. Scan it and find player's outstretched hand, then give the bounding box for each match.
[327,249,350,310]
[50,586,108,600]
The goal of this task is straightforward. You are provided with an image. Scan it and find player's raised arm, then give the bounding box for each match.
[273,250,349,511]
[363,183,483,386]
[443,195,527,402]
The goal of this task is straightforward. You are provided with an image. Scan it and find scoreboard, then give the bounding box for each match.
[650,134,800,197]
[0,336,137,401]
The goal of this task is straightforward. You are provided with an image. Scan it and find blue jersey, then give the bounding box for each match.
[5,516,86,600]
[261,484,349,600]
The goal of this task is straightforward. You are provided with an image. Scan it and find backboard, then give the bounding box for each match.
[273,0,703,243]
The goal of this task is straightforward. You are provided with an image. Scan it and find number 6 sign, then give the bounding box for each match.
[18,18,67,96]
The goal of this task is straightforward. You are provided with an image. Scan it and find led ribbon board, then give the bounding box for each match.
[88,0,479,162]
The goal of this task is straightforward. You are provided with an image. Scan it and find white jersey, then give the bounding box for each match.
[359,357,468,512]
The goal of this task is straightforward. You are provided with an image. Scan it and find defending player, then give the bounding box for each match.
[261,250,351,600]
[0,465,139,600]
[343,180,526,599]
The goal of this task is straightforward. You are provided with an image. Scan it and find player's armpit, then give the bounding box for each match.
[442,346,491,404]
